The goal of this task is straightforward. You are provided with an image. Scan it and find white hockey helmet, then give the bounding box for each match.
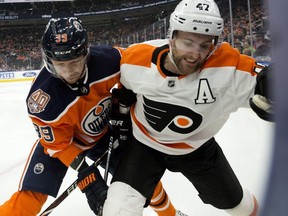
[169,0,224,38]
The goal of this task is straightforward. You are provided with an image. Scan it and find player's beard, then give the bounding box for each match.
[172,53,205,75]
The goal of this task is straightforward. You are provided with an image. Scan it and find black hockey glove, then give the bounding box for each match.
[78,165,108,215]
[249,64,274,121]
[110,87,136,147]
[110,111,132,147]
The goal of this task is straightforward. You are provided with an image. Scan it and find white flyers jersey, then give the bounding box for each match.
[120,39,264,155]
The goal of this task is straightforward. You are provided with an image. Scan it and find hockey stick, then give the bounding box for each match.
[104,135,114,182]
[97,135,115,216]
[39,150,109,216]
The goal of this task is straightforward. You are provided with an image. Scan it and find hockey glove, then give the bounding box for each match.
[249,64,274,122]
[110,111,132,147]
[110,87,136,147]
[78,165,108,215]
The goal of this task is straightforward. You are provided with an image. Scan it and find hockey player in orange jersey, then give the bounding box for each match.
[102,0,273,216]
[0,17,187,216]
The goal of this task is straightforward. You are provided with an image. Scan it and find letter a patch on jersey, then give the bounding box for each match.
[195,79,216,104]
[142,96,203,134]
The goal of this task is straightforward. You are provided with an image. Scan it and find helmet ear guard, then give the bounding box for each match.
[168,0,224,38]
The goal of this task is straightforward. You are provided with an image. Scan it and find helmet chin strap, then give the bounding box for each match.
[77,51,90,84]
[205,36,219,59]
[168,43,182,74]
[79,62,88,80]
[168,41,188,74]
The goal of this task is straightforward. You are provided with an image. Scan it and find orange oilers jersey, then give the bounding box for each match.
[26,45,123,166]
[120,39,264,155]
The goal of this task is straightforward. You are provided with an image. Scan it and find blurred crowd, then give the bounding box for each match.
[222,1,271,64]
[0,0,271,72]
[0,0,163,16]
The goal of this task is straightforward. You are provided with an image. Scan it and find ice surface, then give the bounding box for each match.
[0,81,274,216]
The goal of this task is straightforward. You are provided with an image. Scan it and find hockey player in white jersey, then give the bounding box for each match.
[102,0,272,215]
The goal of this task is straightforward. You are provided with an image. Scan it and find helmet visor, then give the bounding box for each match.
[173,38,214,54]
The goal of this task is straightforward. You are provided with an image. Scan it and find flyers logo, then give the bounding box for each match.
[143,96,202,134]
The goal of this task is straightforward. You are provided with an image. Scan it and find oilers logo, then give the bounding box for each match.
[34,163,44,175]
[82,97,111,135]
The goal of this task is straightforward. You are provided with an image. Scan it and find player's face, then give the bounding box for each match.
[170,31,214,75]
[51,55,86,84]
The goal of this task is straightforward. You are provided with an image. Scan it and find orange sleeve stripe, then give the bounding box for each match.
[51,142,83,167]
[131,105,193,149]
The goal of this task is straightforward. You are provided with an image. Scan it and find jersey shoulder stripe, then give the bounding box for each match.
[204,42,257,75]
[121,39,168,68]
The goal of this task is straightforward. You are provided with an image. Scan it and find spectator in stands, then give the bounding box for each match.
[242,41,255,56]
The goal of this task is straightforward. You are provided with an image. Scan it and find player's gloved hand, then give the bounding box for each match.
[78,165,108,215]
[110,111,131,147]
[249,64,274,121]
[110,87,136,147]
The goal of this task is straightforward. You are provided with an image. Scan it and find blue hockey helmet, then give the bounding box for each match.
[41,17,88,75]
